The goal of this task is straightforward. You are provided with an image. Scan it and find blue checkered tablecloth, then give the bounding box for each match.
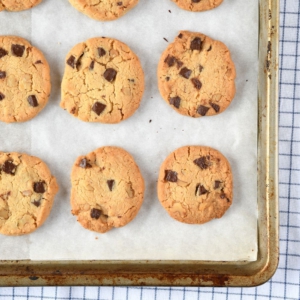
[0,0,298,299]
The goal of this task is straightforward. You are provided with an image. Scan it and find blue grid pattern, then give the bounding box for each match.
[0,0,298,299]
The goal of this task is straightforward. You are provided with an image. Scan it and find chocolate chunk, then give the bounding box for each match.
[0,48,8,58]
[179,67,192,79]
[2,161,17,175]
[11,44,25,57]
[89,61,95,70]
[103,68,117,82]
[207,45,212,51]
[0,92,5,101]
[178,33,183,38]
[107,180,115,191]
[91,208,102,219]
[35,60,42,64]
[164,170,178,182]
[164,55,176,67]
[176,60,183,69]
[191,78,202,90]
[98,47,106,57]
[214,180,222,189]
[169,96,181,109]
[117,1,123,5]
[197,105,210,116]
[193,156,210,170]
[166,76,170,81]
[92,102,106,115]
[27,95,38,107]
[196,184,208,196]
[210,102,220,113]
[192,0,201,2]
[199,65,204,72]
[34,181,46,193]
[190,37,202,51]
[32,199,41,207]
[0,71,6,79]
[220,193,226,199]
[67,55,76,68]
[79,158,92,169]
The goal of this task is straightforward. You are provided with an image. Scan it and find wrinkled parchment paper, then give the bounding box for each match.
[0,0,258,261]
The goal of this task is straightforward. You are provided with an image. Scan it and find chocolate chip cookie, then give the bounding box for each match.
[171,0,223,12]
[69,0,139,21]
[0,152,59,235]
[0,36,51,123]
[61,37,144,123]
[157,31,236,118]
[0,0,41,11]
[71,146,145,233]
[157,146,233,224]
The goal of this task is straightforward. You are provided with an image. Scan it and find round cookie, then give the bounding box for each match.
[0,152,59,235]
[71,146,145,233]
[0,0,42,12]
[157,31,236,118]
[157,146,233,224]
[0,36,51,123]
[171,0,223,12]
[61,37,144,124]
[69,0,139,21]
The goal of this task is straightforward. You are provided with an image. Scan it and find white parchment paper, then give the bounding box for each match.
[0,0,258,261]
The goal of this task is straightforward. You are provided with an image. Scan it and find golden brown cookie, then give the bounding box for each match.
[0,36,51,123]
[157,31,236,118]
[171,0,223,12]
[71,146,145,233]
[60,37,144,124]
[0,0,41,11]
[157,146,233,224]
[0,152,59,236]
[69,0,139,21]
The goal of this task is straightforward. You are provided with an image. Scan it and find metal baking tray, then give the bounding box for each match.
[0,0,278,287]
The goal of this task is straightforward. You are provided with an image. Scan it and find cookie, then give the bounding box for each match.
[71,146,145,233]
[157,31,236,118]
[0,152,59,235]
[157,146,233,224]
[69,0,139,21]
[171,0,223,12]
[0,0,41,11]
[0,36,51,123]
[61,37,144,124]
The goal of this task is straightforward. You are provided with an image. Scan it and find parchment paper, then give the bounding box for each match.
[0,0,258,261]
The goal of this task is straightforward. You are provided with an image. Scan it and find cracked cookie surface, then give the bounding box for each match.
[61,37,144,123]
[0,152,59,235]
[71,146,145,233]
[157,146,233,224]
[157,31,236,118]
[171,0,223,12]
[0,0,41,11]
[69,0,139,21]
[0,36,51,123]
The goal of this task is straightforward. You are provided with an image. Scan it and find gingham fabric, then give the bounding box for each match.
[0,0,298,299]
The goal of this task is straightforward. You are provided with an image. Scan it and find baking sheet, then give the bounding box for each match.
[0,0,258,261]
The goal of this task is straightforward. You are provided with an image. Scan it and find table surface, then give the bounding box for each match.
[0,0,298,299]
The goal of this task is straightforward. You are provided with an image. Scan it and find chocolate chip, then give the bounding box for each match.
[91,208,102,219]
[176,60,183,69]
[34,181,46,193]
[193,156,210,170]
[192,0,201,2]
[166,76,170,81]
[169,96,181,108]
[0,48,8,58]
[103,68,117,82]
[178,33,183,38]
[11,44,25,57]
[214,180,222,189]
[0,92,5,101]
[98,47,106,57]
[89,61,95,70]
[67,55,76,68]
[70,107,76,114]
[2,160,17,175]
[0,71,6,79]
[210,102,220,113]
[220,193,226,199]
[35,60,42,64]
[32,199,41,207]
[164,55,176,67]
[199,65,204,72]
[164,170,178,182]
[196,184,208,196]
[197,105,210,116]
[107,180,115,191]
[79,158,92,169]
[207,45,212,51]
[191,78,202,90]
[179,67,192,79]
[117,1,123,5]
[190,37,202,51]
[92,102,106,115]
[27,95,38,107]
